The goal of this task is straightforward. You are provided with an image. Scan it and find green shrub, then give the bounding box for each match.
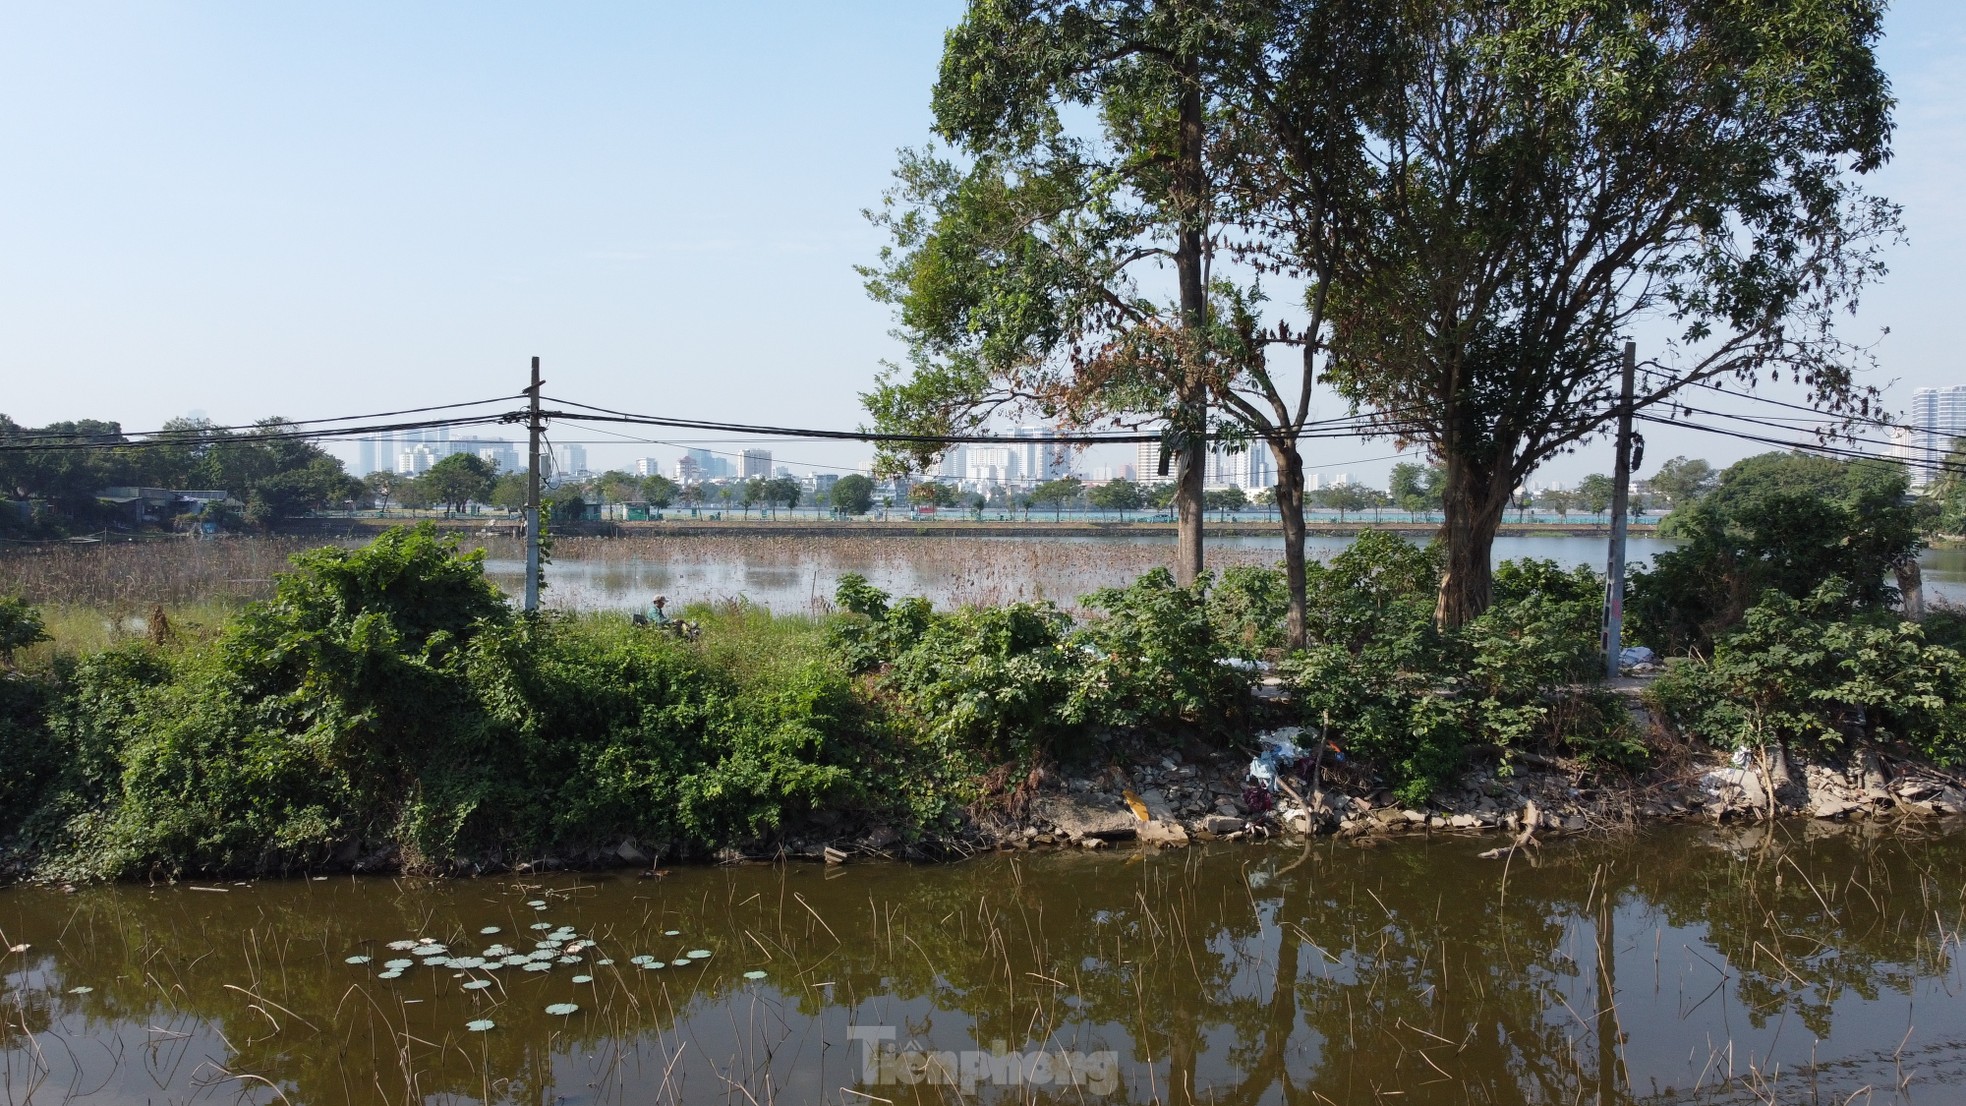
[1629,454,1928,653]
[0,594,49,667]
[1069,568,1244,736]
[1648,582,1966,764]
[1281,542,1637,802]
[1207,565,1288,654]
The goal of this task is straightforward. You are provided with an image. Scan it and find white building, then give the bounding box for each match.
[634,457,663,477]
[1011,426,1072,486]
[1205,445,1276,492]
[555,444,587,477]
[964,445,1017,486]
[741,450,774,480]
[1908,386,1966,488]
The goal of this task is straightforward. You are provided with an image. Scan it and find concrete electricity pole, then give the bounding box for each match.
[525,356,542,613]
[1602,341,1635,678]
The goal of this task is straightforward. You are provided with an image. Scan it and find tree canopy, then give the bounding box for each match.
[1316,0,1898,627]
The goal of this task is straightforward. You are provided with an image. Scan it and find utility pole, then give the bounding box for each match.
[1602,341,1635,678]
[524,356,543,614]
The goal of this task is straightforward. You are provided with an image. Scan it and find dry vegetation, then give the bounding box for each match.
[0,533,1289,619]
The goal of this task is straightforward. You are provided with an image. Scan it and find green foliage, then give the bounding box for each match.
[1028,477,1083,520]
[0,595,50,665]
[0,528,905,879]
[422,452,497,515]
[1069,569,1245,736]
[1649,583,1966,765]
[1087,479,1143,519]
[1281,536,1633,803]
[1207,565,1288,654]
[830,474,875,516]
[1630,453,1928,653]
[830,569,1244,765]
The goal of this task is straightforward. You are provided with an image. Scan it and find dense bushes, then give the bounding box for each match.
[2,527,883,879]
[831,567,1247,765]
[1648,582,1966,766]
[1279,534,1638,804]
[1629,454,1927,653]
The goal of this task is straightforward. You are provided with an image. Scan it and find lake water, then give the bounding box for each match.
[5,823,1963,1104]
[483,532,1966,614]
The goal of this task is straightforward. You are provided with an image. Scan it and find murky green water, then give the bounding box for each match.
[5,824,1963,1104]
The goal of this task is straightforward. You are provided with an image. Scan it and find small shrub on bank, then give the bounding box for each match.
[1648,582,1966,765]
[1281,539,1638,803]
[830,569,1245,764]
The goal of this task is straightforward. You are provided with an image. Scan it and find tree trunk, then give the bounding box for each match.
[1897,558,1926,620]
[1273,441,1309,649]
[1173,423,1207,585]
[1169,51,1208,588]
[1435,453,1512,630]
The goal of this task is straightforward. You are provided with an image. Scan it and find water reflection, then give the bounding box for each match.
[5,823,1962,1104]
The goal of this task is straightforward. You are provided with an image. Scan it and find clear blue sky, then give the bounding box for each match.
[2,2,1960,487]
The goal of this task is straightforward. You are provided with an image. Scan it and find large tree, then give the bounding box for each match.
[423,452,496,516]
[1318,0,1898,628]
[860,0,1234,585]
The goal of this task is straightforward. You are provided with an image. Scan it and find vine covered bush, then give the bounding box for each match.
[1648,581,1966,765]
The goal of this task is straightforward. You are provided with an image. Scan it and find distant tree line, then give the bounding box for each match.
[0,414,359,533]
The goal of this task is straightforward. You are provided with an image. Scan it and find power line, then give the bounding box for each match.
[0,395,525,444]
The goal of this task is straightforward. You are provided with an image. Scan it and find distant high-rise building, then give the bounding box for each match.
[358,438,378,476]
[1909,386,1966,488]
[937,446,967,480]
[964,446,1016,486]
[634,457,663,477]
[741,449,773,479]
[397,444,439,475]
[1137,440,1166,483]
[554,443,587,477]
[1204,445,1275,491]
[1012,426,1071,486]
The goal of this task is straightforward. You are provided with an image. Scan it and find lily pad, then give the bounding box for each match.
[523,962,551,972]
[670,959,692,968]
[629,955,655,965]
[526,900,547,908]
[571,974,593,984]
[687,949,711,959]
[386,940,419,951]
[743,970,768,980]
[544,1003,579,1016]
[503,955,531,966]
[664,929,680,937]
[383,959,414,969]
[530,923,554,931]
[595,959,614,966]
[466,1019,495,1032]
[479,926,501,935]
[377,970,404,980]
[68,985,94,994]
[462,980,492,991]
[345,955,372,965]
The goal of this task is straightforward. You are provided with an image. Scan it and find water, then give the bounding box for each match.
[4,823,1962,1104]
[485,533,1685,614]
[483,531,1966,613]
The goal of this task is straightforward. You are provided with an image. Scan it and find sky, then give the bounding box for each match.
[2,1,1962,490]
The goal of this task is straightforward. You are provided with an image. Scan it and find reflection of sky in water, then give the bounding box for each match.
[487,534,1965,613]
[8,828,1966,1106]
